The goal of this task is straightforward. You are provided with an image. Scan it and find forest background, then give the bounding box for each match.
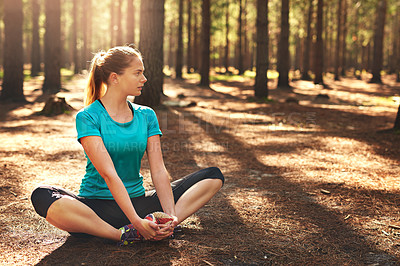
[1,0,400,265]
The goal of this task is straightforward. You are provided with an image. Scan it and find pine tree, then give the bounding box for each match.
[254,0,268,98]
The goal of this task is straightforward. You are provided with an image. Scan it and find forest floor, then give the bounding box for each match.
[0,72,400,265]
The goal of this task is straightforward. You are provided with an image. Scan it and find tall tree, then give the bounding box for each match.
[340,0,348,76]
[224,0,230,73]
[254,0,268,98]
[237,0,244,75]
[42,0,61,94]
[175,0,184,79]
[110,1,115,47]
[31,0,41,77]
[81,0,89,70]
[126,0,135,44]
[370,0,387,84]
[313,0,324,85]
[187,0,192,73]
[72,0,80,74]
[116,0,123,45]
[199,0,210,87]
[334,0,342,80]
[301,0,313,80]
[277,0,290,89]
[0,0,25,102]
[394,104,400,130]
[135,0,165,107]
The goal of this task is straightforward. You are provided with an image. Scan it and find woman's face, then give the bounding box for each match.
[116,56,147,97]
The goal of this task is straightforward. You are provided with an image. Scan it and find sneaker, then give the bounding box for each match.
[118,224,142,246]
[145,212,173,225]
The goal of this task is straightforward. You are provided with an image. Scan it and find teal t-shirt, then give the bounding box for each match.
[75,100,162,199]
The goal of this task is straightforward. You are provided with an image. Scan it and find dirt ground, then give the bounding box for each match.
[0,73,400,265]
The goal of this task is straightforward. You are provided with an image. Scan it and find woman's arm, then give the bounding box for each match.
[80,136,159,239]
[146,135,176,217]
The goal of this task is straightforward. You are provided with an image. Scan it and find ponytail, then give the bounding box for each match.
[84,52,107,106]
[84,45,142,106]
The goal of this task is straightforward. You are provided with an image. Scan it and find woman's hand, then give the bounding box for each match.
[133,218,159,240]
[152,215,179,241]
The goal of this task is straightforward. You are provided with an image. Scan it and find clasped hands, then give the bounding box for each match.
[135,215,179,241]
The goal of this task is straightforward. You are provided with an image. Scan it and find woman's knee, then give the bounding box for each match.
[205,167,225,185]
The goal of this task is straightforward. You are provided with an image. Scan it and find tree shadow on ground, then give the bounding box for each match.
[179,108,399,265]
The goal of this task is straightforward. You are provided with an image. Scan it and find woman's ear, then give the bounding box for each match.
[109,72,119,84]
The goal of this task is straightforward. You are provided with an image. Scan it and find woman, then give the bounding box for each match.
[31,46,224,245]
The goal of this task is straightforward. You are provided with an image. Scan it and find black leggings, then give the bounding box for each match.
[31,167,224,229]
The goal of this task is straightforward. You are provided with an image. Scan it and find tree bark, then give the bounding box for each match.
[42,0,61,94]
[370,0,387,84]
[277,0,290,89]
[301,0,313,80]
[135,0,165,107]
[31,0,41,77]
[334,0,342,80]
[224,0,230,73]
[187,0,192,73]
[72,0,79,74]
[126,0,135,44]
[340,0,348,76]
[1,0,25,102]
[237,0,244,75]
[116,0,123,46]
[394,104,400,130]
[175,0,184,79]
[313,0,324,85]
[254,0,268,98]
[199,0,210,87]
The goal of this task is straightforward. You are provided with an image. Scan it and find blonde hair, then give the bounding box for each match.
[84,45,142,106]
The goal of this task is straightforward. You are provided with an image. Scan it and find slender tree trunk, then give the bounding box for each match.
[175,0,184,79]
[397,5,400,82]
[353,3,361,78]
[31,0,41,77]
[224,0,230,73]
[1,0,25,102]
[277,0,290,89]
[313,0,324,85]
[72,0,79,74]
[199,0,210,87]
[340,0,348,76]
[370,0,387,84]
[135,0,165,107]
[193,11,199,72]
[116,0,123,45]
[168,21,175,69]
[187,0,192,73]
[42,0,61,94]
[110,1,115,47]
[126,0,135,44]
[243,0,249,70]
[301,0,313,80]
[237,0,244,75]
[254,0,268,98]
[334,0,342,80]
[87,0,92,59]
[81,0,88,70]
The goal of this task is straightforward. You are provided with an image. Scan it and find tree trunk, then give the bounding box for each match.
[175,0,184,79]
[193,11,200,72]
[313,0,324,85]
[237,0,244,75]
[199,0,210,87]
[110,1,115,47]
[334,0,342,80]
[370,0,387,84]
[187,0,192,73]
[254,0,268,98]
[135,0,165,107]
[168,20,175,69]
[31,0,41,77]
[42,0,61,94]
[72,0,79,74]
[277,0,290,89]
[340,0,347,76]
[126,0,135,44]
[0,0,25,102]
[81,0,89,70]
[301,0,313,80]
[224,0,230,74]
[116,0,123,45]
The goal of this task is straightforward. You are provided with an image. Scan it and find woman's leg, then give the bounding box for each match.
[31,186,121,241]
[45,196,121,241]
[174,178,223,223]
